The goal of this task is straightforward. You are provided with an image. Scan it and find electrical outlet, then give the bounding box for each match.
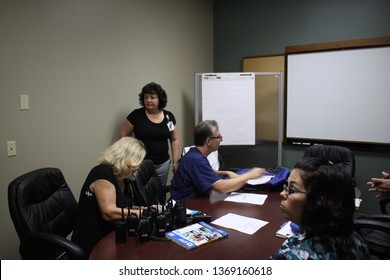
[6,141,16,157]
[20,95,29,110]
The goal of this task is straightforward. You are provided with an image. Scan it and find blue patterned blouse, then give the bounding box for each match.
[270,232,370,260]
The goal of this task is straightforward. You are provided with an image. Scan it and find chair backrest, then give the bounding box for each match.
[8,167,77,243]
[354,215,390,259]
[182,146,224,170]
[302,144,355,178]
[132,159,165,205]
[302,144,361,203]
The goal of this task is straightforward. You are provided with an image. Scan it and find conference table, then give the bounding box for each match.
[90,190,286,260]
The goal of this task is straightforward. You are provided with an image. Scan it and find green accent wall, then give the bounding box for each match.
[213,0,390,215]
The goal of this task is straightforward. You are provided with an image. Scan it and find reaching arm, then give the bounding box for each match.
[170,127,180,172]
[119,119,134,138]
[215,170,238,178]
[212,167,265,194]
[90,179,141,221]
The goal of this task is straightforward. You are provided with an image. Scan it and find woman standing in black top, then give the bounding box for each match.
[119,82,180,186]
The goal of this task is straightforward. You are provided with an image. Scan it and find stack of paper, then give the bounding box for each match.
[276,221,295,238]
[211,213,268,235]
[247,175,274,185]
[224,192,268,205]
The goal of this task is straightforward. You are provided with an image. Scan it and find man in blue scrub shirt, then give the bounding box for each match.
[170,120,264,200]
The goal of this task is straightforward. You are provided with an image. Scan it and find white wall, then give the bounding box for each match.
[0,0,213,259]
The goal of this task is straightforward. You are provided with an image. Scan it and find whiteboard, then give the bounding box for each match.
[286,46,390,145]
[202,73,255,145]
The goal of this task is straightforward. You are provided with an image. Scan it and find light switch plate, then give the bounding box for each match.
[6,141,16,156]
[20,95,29,110]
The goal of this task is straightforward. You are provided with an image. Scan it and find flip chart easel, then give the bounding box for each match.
[194,72,283,165]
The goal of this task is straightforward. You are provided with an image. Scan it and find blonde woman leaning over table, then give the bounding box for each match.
[72,137,161,257]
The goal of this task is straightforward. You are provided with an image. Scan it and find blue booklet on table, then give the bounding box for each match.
[165,221,228,250]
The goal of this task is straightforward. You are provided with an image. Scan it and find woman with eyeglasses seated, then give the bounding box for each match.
[270,157,370,260]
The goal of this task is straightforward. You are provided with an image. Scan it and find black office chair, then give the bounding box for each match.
[354,214,390,259]
[8,167,87,260]
[132,159,166,205]
[302,144,362,205]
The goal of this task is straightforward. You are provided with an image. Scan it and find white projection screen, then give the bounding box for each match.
[286,46,390,147]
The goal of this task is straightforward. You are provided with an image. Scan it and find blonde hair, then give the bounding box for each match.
[99,137,146,180]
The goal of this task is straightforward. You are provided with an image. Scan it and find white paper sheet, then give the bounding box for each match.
[211,213,269,235]
[247,175,274,185]
[224,192,268,205]
[276,221,295,238]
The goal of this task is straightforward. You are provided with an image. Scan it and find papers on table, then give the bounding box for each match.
[247,175,274,185]
[186,208,200,215]
[276,221,295,238]
[224,192,268,205]
[211,213,269,235]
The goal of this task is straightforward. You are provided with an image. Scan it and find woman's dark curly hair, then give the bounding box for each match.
[296,157,355,238]
[138,82,167,109]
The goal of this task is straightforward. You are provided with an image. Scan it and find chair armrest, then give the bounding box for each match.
[20,232,87,260]
[357,214,390,222]
[354,217,390,259]
[354,218,390,233]
[361,214,390,223]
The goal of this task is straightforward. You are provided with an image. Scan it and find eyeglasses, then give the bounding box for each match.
[210,135,223,140]
[283,184,307,195]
